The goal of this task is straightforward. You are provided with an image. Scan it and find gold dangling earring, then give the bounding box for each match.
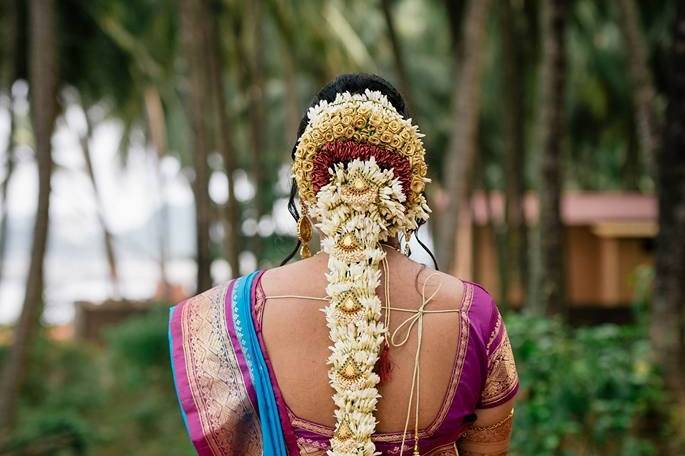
[297,204,313,258]
[403,230,413,256]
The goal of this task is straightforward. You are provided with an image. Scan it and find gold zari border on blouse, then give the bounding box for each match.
[480,326,518,407]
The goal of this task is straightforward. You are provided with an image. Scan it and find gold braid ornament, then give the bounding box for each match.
[292,89,431,456]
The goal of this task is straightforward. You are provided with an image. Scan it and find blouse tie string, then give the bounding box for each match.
[380,254,461,456]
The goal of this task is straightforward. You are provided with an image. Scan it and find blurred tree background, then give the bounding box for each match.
[0,0,684,454]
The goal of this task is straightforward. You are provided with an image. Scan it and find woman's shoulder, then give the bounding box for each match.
[258,257,330,296]
[420,267,496,316]
[419,270,501,341]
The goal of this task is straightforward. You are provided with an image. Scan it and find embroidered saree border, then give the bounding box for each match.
[440,281,474,426]
[228,277,259,408]
[169,280,262,455]
[479,306,519,408]
[424,442,460,455]
[168,306,191,436]
[485,312,502,355]
[251,271,302,455]
[294,437,459,456]
[233,271,290,455]
[479,324,519,408]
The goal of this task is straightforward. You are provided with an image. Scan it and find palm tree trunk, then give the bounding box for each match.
[538,0,567,316]
[622,121,641,190]
[281,37,300,142]
[381,0,414,113]
[0,99,16,285]
[180,0,213,293]
[617,0,659,177]
[437,0,493,273]
[500,0,529,305]
[247,0,266,260]
[0,0,19,287]
[0,0,58,431]
[143,87,172,299]
[652,0,685,403]
[206,3,241,277]
[443,0,466,59]
[229,1,265,261]
[77,104,120,298]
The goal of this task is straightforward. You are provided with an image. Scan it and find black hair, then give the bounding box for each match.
[280,73,439,270]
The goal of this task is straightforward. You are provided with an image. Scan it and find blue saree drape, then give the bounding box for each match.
[233,271,289,455]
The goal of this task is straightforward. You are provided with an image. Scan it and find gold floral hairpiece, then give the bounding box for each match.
[292,89,431,213]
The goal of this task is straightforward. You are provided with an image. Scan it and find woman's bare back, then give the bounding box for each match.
[260,247,465,432]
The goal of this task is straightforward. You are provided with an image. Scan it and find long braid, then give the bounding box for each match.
[292,87,431,455]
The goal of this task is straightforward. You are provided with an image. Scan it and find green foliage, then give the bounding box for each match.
[2,307,192,456]
[2,334,103,454]
[96,306,191,456]
[3,301,679,455]
[105,304,171,371]
[507,312,669,456]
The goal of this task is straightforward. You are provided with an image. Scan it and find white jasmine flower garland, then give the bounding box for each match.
[309,158,430,455]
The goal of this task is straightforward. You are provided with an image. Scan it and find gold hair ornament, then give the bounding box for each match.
[292,89,431,219]
[296,204,312,258]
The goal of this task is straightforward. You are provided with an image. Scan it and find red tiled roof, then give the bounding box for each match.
[468,192,656,226]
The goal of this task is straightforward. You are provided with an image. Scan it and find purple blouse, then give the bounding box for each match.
[251,270,519,455]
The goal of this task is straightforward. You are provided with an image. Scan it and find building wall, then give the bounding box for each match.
[617,237,653,302]
[566,226,601,305]
[464,225,653,307]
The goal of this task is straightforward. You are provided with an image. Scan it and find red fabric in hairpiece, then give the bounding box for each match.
[311,140,412,197]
